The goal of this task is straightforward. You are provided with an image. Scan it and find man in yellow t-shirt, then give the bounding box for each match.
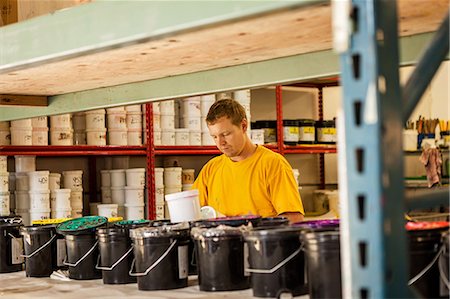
[192,98,304,223]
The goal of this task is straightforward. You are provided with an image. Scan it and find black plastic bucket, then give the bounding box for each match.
[254,217,289,228]
[194,215,261,228]
[20,225,57,277]
[245,227,307,298]
[440,232,449,297]
[191,225,250,291]
[130,223,190,290]
[96,227,135,284]
[407,221,449,298]
[0,216,24,273]
[302,230,341,299]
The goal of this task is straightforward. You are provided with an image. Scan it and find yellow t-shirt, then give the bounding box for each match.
[192,146,304,217]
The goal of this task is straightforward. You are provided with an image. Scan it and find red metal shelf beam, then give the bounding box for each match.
[0,145,146,156]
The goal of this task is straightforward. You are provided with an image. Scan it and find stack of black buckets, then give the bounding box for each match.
[0,214,448,298]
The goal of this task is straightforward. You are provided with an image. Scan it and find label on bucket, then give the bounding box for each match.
[57,239,67,267]
[178,245,188,279]
[11,237,24,264]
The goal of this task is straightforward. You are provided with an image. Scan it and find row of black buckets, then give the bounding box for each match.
[0,215,449,298]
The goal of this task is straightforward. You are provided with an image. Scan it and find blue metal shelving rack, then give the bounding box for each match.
[338,0,449,298]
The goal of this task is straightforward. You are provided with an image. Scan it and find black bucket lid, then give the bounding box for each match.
[254,216,289,228]
[0,216,22,227]
[130,222,189,240]
[97,227,128,238]
[56,216,108,235]
[292,219,340,230]
[244,226,302,241]
[195,215,261,228]
[191,225,243,240]
[20,225,56,235]
[114,219,151,229]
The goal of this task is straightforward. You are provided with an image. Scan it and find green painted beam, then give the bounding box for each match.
[0,32,446,121]
[0,0,322,73]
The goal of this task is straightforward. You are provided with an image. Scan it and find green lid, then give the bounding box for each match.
[57,216,108,235]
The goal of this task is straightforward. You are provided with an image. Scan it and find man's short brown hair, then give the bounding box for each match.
[206,98,247,126]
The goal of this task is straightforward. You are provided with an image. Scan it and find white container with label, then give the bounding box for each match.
[165,190,201,223]
[11,119,32,127]
[85,109,106,129]
[124,186,145,205]
[29,209,51,222]
[107,112,127,130]
[0,156,7,173]
[160,100,175,115]
[50,128,73,145]
[0,173,8,192]
[155,186,165,204]
[164,167,182,187]
[63,170,83,191]
[110,169,126,187]
[161,130,175,145]
[189,131,201,146]
[29,190,50,210]
[101,187,112,204]
[181,169,195,185]
[97,203,118,218]
[51,209,72,219]
[50,114,71,129]
[110,186,125,205]
[175,129,190,146]
[125,168,146,187]
[32,128,49,145]
[10,127,32,145]
[181,116,202,131]
[153,129,162,145]
[126,113,142,129]
[180,97,201,117]
[202,132,215,146]
[251,129,265,145]
[165,186,182,195]
[70,191,83,209]
[403,129,418,151]
[0,191,10,216]
[51,188,71,210]
[86,128,107,146]
[153,113,161,130]
[160,114,175,130]
[28,171,50,191]
[125,105,142,112]
[200,95,215,116]
[124,203,145,220]
[31,116,48,128]
[108,129,128,145]
[127,129,142,145]
[49,173,61,191]
[154,168,164,186]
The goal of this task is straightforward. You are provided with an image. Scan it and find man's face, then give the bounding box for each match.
[207,116,247,158]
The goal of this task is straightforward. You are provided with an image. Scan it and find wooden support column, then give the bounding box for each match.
[0,94,48,106]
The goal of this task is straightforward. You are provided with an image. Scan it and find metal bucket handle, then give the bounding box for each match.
[129,239,177,277]
[245,246,302,274]
[408,245,444,286]
[21,234,57,258]
[96,245,134,271]
[63,240,99,267]
[438,246,450,290]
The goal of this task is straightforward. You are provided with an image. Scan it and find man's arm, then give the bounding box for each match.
[280,212,304,224]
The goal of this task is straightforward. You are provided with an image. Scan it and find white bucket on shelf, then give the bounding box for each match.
[51,209,72,219]
[126,113,142,129]
[124,186,145,205]
[73,131,87,145]
[0,173,8,192]
[108,129,128,145]
[200,95,216,116]
[202,132,215,145]
[63,170,83,191]
[72,113,86,131]
[71,209,83,218]
[97,203,118,218]
[234,89,251,103]
[153,130,162,145]
[14,173,29,191]
[155,204,165,220]
[100,170,111,187]
[181,169,195,185]
[49,173,61,191]
[0,130,10,145]
[0,192,10,216]
[70,191,83,209]
[15,155,36,172]
[15,209,30,226]
[0,156,6,173]
[27,171,50,191]
[160,100,175,115]
[125,105,142,112]
[127,129,142,145]
[31,116,48,128]
[165,189,201,223]
[180,97,201,117]
[32,128,49,145]
[160,114,175,130]
[29,190,50,210]
[85,110,106,129]
[15,191,30,209]
[110,186,125,205]
[125,168,146,187]
[29,208,51,222]
[51,188,71,210]
[107,112,127,130]
[50,114,71,128]
[101,187,112,203]
[154,168,164,186]
[11,119,32,127]
[165,186,182,195]
[86,128,107,146]
[175,129,190,145]
[181,116,201,131]
[106,107,125,113]
[110,169,126,187]
[163,167,182,186]
[155,186,164,204]
[0,121,10,130]
[182,184,193,192]
[124,203,145,220]
[152,113,161,130]
[161,130,175,145]
[50,128,73,145]
[89,202,101,215]
[189,131,202,146]
[10,127,32,145]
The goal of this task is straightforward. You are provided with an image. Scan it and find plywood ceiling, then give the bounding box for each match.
[0,0,448,96]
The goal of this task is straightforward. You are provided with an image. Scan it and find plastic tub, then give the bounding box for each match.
[165,190,201,223]
[108,129,128,145]
[97,204,118,218]
[100,170,111,187]
[14,190,30,209]
[15,155,36,172]
[0,192,10,216]
[11,119,32,127]
[298,119,316,144]
[86,128,107,146]
[31,116,48,128]
[200,95,215,116]
[155,187,164,204]
[189,131,201,146]
[124,204,145,220]
[0,130,10,145]
[202,132,215,145]
[160,114,175,130]
[31,127,49,146]
[85,111,106,130]
[51,209,72,219]
[175,129,189,145]
[316,120,336,144]
[127,129,142,145]
[251,129,264,145]
[124,186,145,205]
[63,170,83,191]
[51,188,71,210]
[163,167,182,186]
[48,173,61,191]
[159,100,175,115]
[101,187,112,204]
[70,191,84,209]
[283,119,299,145]
[50,114,71,128]
[180,97,201,117]
[161,130,175,145]
[107,112,127,130]
[29,190,50,210]
[0,173,8,192]
[181,116,202,131]
[126,113,142,129]
[111,187,125,205]
[181,169,195,185]
[165,186,182,195]
[50,128,73,145]
[154,168,164,187]
[403,129,418,151]
[110,169,126,187]
[27,171,49,191]
[10,127,32,145]
[29,208,51,222]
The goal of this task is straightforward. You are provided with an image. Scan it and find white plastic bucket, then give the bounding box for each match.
[107,112,127,130]
[49,173,61,190]
[181,169,195,185]
[251,129,265,145]
[86,128,107,146]
[200,95,216,116]
[110,169,126,187]
[51,209,72,219]
[181,116,201,131]
[160,114,175,130]
[29,209,51,222]
[155,186,164,204]
[10,127,32,145]
[63,170,83,191]
[175,129,190,145]
[154,168,164,186]
[163,167,182,187]
[0,173,8,192]
[72,112,86,130]
[101,187,112,204]
[0,121,9,130]
[89,202,101,215]
[165,189,201,223]
[124,203,145,220]
[11,119,32,127]
[181,97,201,117]
[31,116,48,128]
[126,113,142,129]
[202,132,215,145]
[160,100,175,115]
[28,171,50,191]
[110,186,125,205]
[153,113,161,130]
[15,155,36,172]
[0,156,7,172]
[108,129,128,145]
[50,128,73,145]
[0,191,10,216]
[125,168,146,187]
[165,186,182,195]
[15,191,29,209]
[32,127,49,145]
[155,204,165,220]
[29,190,50,210]
[153,130,162,145]
[100,170,111,187]
[161,130,175,145]
[182,184,193,192]
[15,173,29,191]
[125,105,142,112]
[124,186,145,205]
[234,89,251,104]
[71,209,83,218]
[127,129,142,145]
[0,130,10,145]
[50,114,71,128]
[106,107,125,113]
[189,131,201,146]
[403,129,418,151]
[97,204,118,218]
[85,112,106,130]
[51,188,71,210]
[70,191,83,209]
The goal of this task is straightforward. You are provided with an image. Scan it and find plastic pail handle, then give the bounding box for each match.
[21,234,57,258]
[96,246,134,271]
[129,239,177,277]
[63,240,99,267]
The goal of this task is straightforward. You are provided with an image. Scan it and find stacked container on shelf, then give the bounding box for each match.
[0,121,10,145]
[0,156,9,217]
[178,97,201,145]
[107,107,128,145]
[160,100,175,145]
[85,108,106,145]
[234,89,252,139]
[62,170,84,218]
[31,116,48,145]
[109,169,126,217]
[125,105,143,145]
[151,102,160,145]
[14,155,35,224]
[200,95,215,145]
[10,118,32,145]
[50,114,73,145]
[124,168,146,219]
[181,169,195,191]
[163,167,182,218]
[154,168,164,219]
[50,173,72,219]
